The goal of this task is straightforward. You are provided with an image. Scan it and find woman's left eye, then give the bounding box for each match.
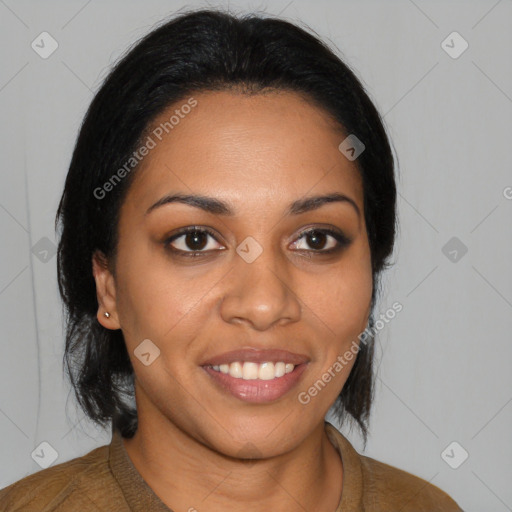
[291,228,350,254]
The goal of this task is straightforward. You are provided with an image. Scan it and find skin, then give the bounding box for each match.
[92,89,373,511]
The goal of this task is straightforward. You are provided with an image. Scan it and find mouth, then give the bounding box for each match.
[201,348,310,403]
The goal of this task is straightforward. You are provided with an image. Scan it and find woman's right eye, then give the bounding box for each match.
[164,227,225,256]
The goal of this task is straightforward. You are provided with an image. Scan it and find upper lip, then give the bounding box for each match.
[201,348,310,366]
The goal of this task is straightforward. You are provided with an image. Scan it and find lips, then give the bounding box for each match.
[200,348,310,403]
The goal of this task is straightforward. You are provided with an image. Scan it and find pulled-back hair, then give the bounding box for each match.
[55,8,397,443]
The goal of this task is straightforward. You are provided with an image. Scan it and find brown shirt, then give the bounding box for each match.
[0,422,462,511]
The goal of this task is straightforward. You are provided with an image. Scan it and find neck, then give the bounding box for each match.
[123,417,343,512]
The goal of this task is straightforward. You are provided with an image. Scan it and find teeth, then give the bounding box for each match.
[275,362,285,377]
[211,361,296,380]
[229,362,243,378]
[258,362,275,380]
[242,362,259,380]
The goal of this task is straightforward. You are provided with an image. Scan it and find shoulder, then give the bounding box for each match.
[359,453,463,511]
[0,442,124,512]
[324,423,463,511]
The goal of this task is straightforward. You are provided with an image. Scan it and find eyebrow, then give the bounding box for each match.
[145,192,360,218]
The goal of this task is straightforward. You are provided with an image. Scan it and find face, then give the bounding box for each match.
[93,89,373,458]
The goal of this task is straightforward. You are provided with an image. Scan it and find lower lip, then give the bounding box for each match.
[202,364,308,403]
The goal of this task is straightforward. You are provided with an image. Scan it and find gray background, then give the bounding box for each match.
[1,0,511,509]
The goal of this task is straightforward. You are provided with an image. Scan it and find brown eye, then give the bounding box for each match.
[182,230,208,250]
[164,227,225,256]
[304,230,329,250]
[292,228,351,254]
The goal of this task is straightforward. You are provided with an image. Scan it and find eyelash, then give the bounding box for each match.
[163,226,351,258]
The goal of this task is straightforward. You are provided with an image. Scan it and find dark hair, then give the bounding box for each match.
[55,7,397,444]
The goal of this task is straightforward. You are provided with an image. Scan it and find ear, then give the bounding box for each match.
[92,250,121,330]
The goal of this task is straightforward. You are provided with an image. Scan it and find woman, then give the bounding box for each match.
[0,8,462,511]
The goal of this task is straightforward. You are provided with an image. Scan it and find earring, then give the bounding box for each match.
[104,312,111,318]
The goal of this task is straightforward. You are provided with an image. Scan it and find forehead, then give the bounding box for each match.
[124,89,363,212]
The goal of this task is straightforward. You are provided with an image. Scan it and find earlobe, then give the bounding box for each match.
[92,250,121,329]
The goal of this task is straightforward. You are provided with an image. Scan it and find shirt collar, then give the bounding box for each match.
[109,428,172,511]
[325,422,364,511]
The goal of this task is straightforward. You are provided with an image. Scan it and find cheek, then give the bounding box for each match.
[335,272,372,335]
[114,249,195,342]
[114,249,224,358]
[306,259,372,343]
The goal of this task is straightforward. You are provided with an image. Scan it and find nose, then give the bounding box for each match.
[220,244,301,331]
